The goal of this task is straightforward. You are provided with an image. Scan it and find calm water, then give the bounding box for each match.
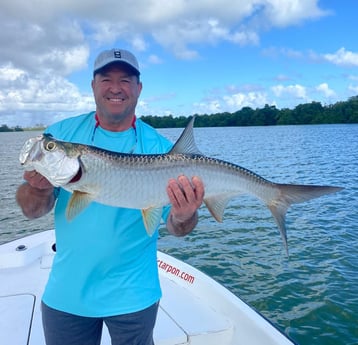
[1,125,357,345]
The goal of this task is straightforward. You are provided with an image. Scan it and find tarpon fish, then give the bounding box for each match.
[19,117,342,253]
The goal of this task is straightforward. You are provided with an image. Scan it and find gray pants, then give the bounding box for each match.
[41,301,159,345]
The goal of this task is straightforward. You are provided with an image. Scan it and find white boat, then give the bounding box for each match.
[0,230,295,345]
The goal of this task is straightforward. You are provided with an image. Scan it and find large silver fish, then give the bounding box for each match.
[19,117,342,252]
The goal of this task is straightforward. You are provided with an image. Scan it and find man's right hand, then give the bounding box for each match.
[16,170,56,219]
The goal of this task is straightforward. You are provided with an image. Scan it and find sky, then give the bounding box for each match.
[0,0,357,127]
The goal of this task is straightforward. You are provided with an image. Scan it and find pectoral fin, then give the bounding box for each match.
[66,191,95,221]
[141,207,163,236]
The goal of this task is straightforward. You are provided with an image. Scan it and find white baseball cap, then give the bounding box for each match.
[93,48,140,76]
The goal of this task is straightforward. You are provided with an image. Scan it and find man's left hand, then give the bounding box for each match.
[166,175,204,236]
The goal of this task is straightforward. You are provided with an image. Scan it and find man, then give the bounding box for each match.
[16,48,204,345]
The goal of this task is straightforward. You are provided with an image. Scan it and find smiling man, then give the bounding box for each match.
[16,48,204,345]
[91,50,143,131]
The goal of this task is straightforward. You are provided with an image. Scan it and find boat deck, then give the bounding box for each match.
[0,231,294,345]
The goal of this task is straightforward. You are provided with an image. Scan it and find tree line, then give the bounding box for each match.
[0,124,23,132]
[0,124,45,132]
[1,95,357,131]
[141,95,358,128]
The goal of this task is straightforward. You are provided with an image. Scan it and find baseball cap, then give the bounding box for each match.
[93,49,140,76]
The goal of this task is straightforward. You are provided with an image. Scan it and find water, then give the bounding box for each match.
[1,125,357,345]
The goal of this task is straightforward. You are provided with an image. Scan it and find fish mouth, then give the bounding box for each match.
[19,135,43,166]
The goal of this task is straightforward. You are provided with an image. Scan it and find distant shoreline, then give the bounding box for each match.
[0,126,45,132]
[1,94,357,130]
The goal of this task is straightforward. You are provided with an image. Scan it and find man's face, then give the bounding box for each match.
[92,64,142,128]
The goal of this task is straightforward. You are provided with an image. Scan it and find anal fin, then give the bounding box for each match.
[204,194,236,222]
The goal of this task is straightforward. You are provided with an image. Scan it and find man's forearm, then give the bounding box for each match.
[16,182,56,219]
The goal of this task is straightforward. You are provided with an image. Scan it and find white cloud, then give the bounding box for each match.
[323,48,358,67]
[0,14,88,75]
[348,84,358,94]
[0,0,332,125]
[271,84,308,100]
[223,92,269,110]
[274,74,291,82]
[315,83,336,98]
[193,90,273,115]
[347,75,358,81]
[150,18,259,60]
[131,36,147,52]
[148,55,163,65]
[262,0,330,27]
[0,65,25,82]
[0,0,329,64]
[91,22,130,46]
[137,100,150,113]
[0,68,94,126]
[262,46,304,60]
[194,100,222,114]
[229,30,260,46]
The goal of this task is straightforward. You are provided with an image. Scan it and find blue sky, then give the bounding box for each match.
[0,0,357,127]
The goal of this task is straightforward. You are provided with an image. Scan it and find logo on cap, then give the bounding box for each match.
[114,50,121,59]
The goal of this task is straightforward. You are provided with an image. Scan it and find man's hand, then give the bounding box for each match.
[166,175,204,236]
[23,170,53,190]
[16,170,55,219]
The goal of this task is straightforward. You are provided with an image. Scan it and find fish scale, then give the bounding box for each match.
[19,116,343,254]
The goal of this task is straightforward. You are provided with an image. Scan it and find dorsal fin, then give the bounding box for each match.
[169,116,202,155]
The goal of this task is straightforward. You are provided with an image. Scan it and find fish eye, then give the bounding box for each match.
[45,141,57,151]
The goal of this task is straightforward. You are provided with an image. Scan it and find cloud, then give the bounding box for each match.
[347,74,358,81]
[223,92,269,110]
[0,0,332,125]
[315,83,336,98]
[194,100,222,114]
[274,74,292,82]
[262,0,331,27]
[271,84,308,100]
[193,90,269,115]
[348,84,358,94]
[150,18,260,60]
[261,46,305,61]
[0,65,94,126]
[323,48,358,67]
[0,12,88,76]
[0,0,329,65]
[263,46,358,71]
[148,55,163,65]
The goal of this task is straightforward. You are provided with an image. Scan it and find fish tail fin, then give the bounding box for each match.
[267,184,343,255]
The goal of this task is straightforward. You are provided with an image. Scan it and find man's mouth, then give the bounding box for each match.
[107,97,125,102]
